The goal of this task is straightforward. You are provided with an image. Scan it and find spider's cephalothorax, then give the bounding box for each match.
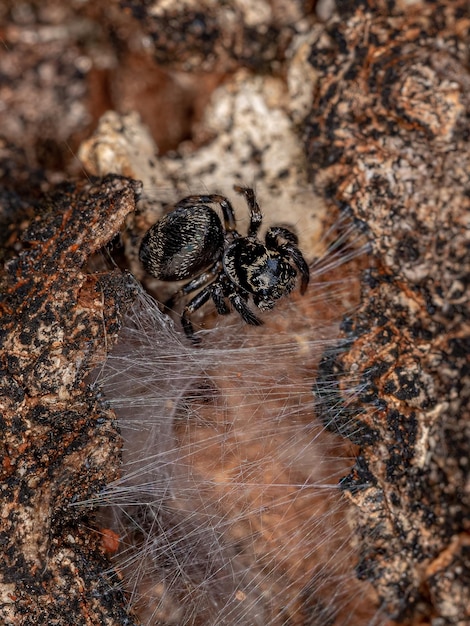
[139,186,310,341]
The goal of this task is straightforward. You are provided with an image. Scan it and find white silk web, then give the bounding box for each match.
[90,217,385,625]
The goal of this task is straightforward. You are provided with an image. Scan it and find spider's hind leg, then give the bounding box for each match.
[164,264,220,313]
[181,286,213,342]
[175,194,237,233]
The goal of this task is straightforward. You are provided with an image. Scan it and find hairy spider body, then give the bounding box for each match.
[139,206,224,281]
[223,239,298,310]
[139,186,310,341]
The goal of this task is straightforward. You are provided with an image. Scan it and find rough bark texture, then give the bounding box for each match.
[308,1,470,622]
[1,0,469,624]
[119,0,311,72]
[0,167,142,624]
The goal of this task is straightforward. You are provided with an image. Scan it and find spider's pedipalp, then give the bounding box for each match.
[287,245,310,295]
[265,226,299,247]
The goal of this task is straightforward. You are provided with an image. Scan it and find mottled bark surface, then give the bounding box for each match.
[309,1,470,622]
[1,0,469,623]
[0,169,141,624]
[119,0,310,72]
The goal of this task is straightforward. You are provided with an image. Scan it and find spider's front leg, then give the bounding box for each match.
[225,285,263,326]
[265,227,310,295]
[233,185,262,237]
[210,281,231,316]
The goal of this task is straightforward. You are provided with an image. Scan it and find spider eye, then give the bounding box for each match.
[251,259,278,289]
[249,258,296,299]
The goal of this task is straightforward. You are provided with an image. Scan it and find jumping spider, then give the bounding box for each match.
[139,186,310,342]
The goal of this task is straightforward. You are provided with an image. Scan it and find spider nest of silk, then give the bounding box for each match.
[139,186,310,341]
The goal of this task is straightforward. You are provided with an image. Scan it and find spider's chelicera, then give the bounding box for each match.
[139,186,310,341]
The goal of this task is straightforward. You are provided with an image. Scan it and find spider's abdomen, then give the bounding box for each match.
[139,206,224,281]
[223,239,297,309]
